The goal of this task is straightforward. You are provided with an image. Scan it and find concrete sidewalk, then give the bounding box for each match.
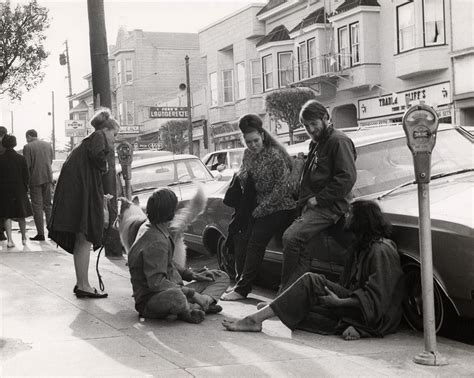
[1,232,473,377]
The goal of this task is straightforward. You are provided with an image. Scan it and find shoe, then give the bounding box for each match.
[206,304,223,314]
[220,290,245,301]
[30,235,45,241]
[75,288,108,299]
[73,285,78,294]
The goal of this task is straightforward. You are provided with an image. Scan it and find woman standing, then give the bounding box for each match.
[221,114,296,301]
[48,108,119,299]
[0,135,33,248]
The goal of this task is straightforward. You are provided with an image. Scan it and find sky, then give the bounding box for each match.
[1,0,261,149]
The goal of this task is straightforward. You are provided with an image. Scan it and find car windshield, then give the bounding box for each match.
[118,158,214,194]
[353,128,473,197]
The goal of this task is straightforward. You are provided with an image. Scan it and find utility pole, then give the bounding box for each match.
[87,0,122,258]
[60,40,74,147]
[51,91,56,159]
[185,55,193,155]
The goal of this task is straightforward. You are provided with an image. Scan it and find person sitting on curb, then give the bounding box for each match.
[222,199,405,340]
[128,188,230,323]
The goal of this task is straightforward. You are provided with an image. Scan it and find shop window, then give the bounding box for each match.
[298,41,308,80]
[262,55,273,91]
[397,2,415,52]
[222,70,234,103]
[209,72,218,106]
[338,26,350,69]
[350,23,360,65]
[278,52,293,87]
[125,58,133,82]
[424,0,445,46]
[236,62,246,100]
[250,59,262,95]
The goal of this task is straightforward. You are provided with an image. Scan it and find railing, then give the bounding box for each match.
[295,53,353,82]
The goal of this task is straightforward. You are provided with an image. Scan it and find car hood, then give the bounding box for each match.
[134,179,228,206]
[376,172,473,235]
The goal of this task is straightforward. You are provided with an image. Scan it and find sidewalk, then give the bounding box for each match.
[1,231,473,377]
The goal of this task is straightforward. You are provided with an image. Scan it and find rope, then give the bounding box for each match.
[96,245,105,292]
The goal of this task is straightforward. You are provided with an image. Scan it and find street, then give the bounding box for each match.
[1,226,473,377]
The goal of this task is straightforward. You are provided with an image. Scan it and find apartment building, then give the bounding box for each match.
[197,0,471,147]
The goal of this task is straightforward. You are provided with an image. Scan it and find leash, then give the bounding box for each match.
[96,245,105,292]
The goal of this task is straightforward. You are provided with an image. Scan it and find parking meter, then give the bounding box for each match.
[402,103,439,183]
[403,103,447,367]
[116,142,133,199]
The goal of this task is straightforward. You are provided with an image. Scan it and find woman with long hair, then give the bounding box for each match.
[48,108,119,299]
[221,114,296,301]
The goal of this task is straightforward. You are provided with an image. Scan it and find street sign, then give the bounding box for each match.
[118,125,140,134]
[149,106,188,119]
[65,120,86,137]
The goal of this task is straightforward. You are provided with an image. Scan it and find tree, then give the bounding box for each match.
[265,87,317,144]
[0,0,50,100]
[159,120,189,154]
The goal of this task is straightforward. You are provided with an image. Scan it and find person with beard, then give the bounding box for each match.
[279,100,357,291]
[222,200,405,340]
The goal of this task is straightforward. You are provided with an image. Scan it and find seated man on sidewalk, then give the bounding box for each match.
[128,188,230,323]
[222,200,405,340]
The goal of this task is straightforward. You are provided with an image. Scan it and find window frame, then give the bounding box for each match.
[262,54,274,92]
[298,41,308,80]
[116,59,122,85]
[209,72,218,107]
[350,22,360,66]
[250,59,262,95]
[338,25,350,69]
[422,0,446,47]
[125,58,133,82]
[222,69,234,104]
[236,61,246,100]
[307,38,317,76]
[278,51,293,88]
[397,1,416,53]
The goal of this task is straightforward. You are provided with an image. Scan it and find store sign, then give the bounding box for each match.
[149,106,188,119]
[64,120,86,137]
[358,82,451,120]
[118,125,140,134]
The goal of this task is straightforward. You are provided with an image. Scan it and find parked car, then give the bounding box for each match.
[116,153,228,207]
[202,148,245,180]
[182,124,474,332]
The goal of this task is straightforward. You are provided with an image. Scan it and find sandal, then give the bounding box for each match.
[220,291,245,301]
[75,288,108,299]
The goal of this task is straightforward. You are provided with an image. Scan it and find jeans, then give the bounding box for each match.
[233,209,295,297]
[143,270,230,318]
[280,206,340,291]
[29,182,52,236]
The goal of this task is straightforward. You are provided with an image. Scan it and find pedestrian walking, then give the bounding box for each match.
[48,108,119,299]
[223,200,405,340]
[23,129,54,241]
[221,114,297,301]
[0,135,33,248]
[279,100,357,291]
[0,126,8,241]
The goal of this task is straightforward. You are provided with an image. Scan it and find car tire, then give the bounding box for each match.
[216,236,236,280]
[402,264,445,333]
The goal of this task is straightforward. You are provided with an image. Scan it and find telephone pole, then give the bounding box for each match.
[185,55,193,155]
[87,0,121,258]
[51,91,56,159]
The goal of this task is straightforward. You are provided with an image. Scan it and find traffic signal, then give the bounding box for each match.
[59,53,67,66]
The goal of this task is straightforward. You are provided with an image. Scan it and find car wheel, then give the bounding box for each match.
[402,264,445,333]
[216,236,235,280]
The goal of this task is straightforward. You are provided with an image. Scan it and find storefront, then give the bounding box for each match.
[357,82,452,128]
[211,121,243,150]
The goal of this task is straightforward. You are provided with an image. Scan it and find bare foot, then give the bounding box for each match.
[220,290,245,301]
[222,317,262,332]
[342,326,360,341]
[178,309,205,324]
[7,241,15,248]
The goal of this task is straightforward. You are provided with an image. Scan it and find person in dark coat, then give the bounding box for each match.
[48,108,119,299]
[0,135,33,248]
[0,126,8,241]
[223,200,405,341]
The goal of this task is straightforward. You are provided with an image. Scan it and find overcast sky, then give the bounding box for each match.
[1,0,260,148]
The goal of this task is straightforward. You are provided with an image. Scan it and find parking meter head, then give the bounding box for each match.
[117,142,134,165]
[402,104,439,183]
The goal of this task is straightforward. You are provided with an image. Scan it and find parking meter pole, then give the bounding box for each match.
[117,142,133,201]
[402,103,448,366]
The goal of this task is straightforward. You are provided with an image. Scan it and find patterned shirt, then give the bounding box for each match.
[239,145,296,218]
